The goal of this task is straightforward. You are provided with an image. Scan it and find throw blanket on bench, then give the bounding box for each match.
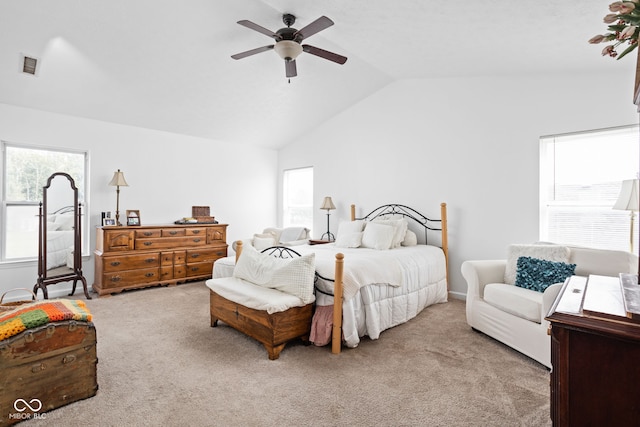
[0,300,92,341]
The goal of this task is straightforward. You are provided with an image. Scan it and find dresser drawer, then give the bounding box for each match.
[135,229,161,238]
[174,250,186,264]
[186,247,227,264]
[103,230,135,252]
[207,227,226,244]
[186,261,214,278]
[162,228,185,237]
[103,253,160,272]
[161,252,174,266]
[135,236,207,250]
[101,267,159,289]
[186,227,206,237]
[174,264,186,279]
[160,266,174,281]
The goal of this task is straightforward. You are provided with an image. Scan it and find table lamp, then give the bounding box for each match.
[108,169,128,226]
[320,196,336,241]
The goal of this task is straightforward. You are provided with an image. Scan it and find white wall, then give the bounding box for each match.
[278,71,640,299]
[0,103,277,299]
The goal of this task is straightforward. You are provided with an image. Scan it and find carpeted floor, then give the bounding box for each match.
[26,281,551,426]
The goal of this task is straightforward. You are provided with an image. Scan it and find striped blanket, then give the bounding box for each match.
[0,299,92,342]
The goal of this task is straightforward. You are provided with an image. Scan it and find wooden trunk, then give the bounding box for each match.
[0,321,98,425]
[210,290,313,360]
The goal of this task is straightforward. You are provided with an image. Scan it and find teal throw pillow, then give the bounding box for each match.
[515,256,576,293]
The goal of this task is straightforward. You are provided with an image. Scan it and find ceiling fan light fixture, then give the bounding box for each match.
[274,40,302,60]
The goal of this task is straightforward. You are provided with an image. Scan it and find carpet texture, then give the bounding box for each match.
[27,282,551,426]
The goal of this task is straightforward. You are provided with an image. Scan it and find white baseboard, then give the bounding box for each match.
[448,291,466,301]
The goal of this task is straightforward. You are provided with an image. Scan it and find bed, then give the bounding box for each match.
[212,203,449,354]
[46,206,75,270]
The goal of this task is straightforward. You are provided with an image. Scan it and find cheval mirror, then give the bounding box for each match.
[33,172,91,299]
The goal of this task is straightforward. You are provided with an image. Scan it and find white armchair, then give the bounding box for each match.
[462,245,637,368]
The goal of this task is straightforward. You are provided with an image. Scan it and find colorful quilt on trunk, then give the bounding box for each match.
[0,299,92,341]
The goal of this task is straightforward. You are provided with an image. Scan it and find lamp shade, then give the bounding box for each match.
[320,196,336,211]
[613,179,639,211]
[273,40,303,60]
[108,169,128,187]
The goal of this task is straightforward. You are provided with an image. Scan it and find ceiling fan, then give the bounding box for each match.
[231,13,348,79]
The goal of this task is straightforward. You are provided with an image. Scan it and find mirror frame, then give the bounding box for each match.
[34,172,91,299]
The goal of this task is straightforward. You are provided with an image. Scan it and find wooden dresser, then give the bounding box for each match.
[93,224,227,296]
[546,275,640,426]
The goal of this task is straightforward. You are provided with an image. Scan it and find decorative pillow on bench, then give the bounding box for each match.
[515,256,576,293]
[233,245,316,304]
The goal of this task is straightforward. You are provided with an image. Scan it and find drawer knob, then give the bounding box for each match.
[144,242,152,246]
[191,267,199,272]
[143,232,152,236]
[192,230,201,234]
[193,238,201,243]
[110,276,122,282]
[216,252,224,256]
[110,261,121,267]
[145,272,155,278]
[191,253,200,259]
[145,258,155,263]
[169,231,177,235]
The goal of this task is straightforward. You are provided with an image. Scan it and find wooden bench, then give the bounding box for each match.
[207,243,318,360]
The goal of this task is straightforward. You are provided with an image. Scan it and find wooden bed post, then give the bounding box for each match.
[235,240,243,263]
[440,203,449,292]
[332,253,344,354]
[350,204,356,221]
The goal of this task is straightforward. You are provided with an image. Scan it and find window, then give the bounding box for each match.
[282,167,313,232]
[2,142,89,262]
[540,125,639,254]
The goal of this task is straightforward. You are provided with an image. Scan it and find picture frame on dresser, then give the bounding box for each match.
[126,210,141,226]
[102,218,116,226]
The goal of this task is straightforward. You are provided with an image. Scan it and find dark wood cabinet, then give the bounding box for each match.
[546,276,640,426]
[93,224,227,296]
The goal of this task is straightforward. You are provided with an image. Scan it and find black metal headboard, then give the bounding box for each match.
[354,203,444,246]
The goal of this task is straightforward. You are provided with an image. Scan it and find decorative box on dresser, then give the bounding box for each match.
[546,275,640,426]
[93,224,227,296]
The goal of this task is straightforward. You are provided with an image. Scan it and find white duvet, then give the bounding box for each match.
[211,243,448,348]
[47,230,74,270]
[299,244,448,347]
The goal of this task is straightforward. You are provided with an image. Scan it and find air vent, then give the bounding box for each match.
[22,56,38,75]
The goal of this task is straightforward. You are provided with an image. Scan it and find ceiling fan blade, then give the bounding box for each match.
[302,45,347,64]
[294,16,334,41]
[237,20,281,40]
[285,59,297,78]
[231,45,274,60]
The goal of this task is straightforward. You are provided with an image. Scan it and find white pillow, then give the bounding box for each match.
[372,218,408,248]
[54,213,75,231]
[252,233,276,251]
[337,220,365,235]
[401,230,418,246]
[335,231,363,248]
[361,222,395,250]
[504,244,571,285]
[233,245,316,303]
[262,227,283,243]
[279,227,309,243]
[47,221,61,231]
[335,220,365,248]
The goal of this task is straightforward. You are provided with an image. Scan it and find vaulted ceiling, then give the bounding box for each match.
[0,0,634,149]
